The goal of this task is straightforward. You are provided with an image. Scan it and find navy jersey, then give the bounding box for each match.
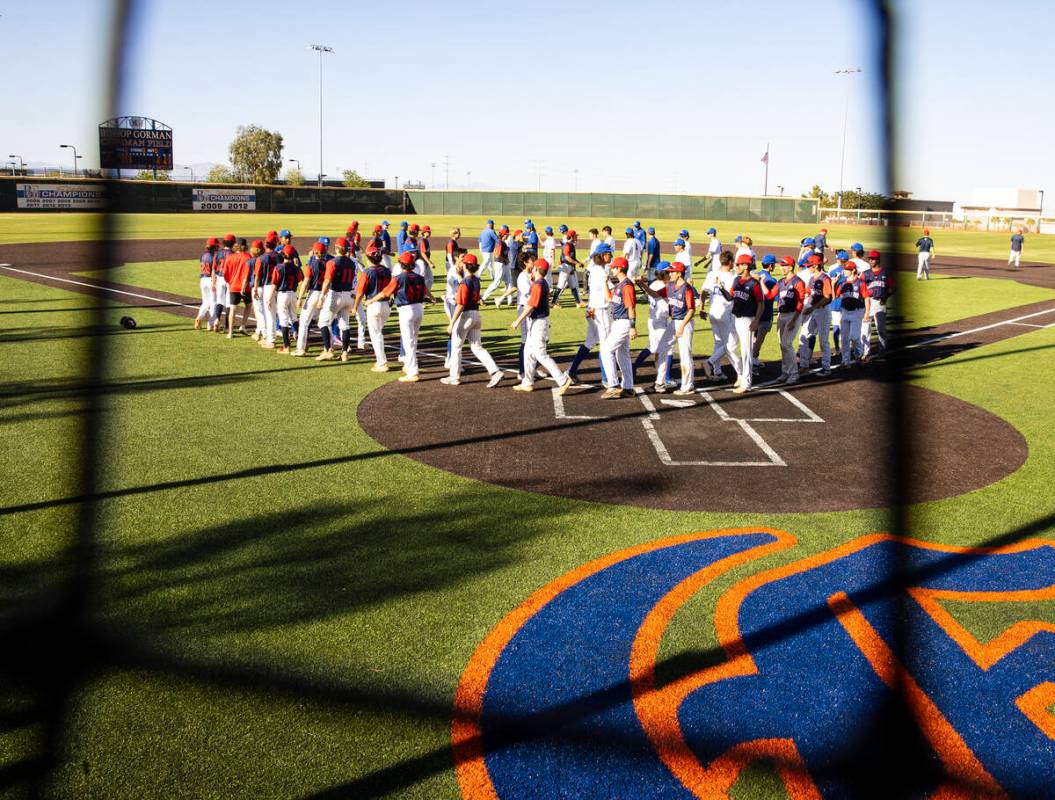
[380,230,392,254]
[272,261,300,292]
[215,247,232,278]
[777,276,806,314]
[391,271,427,306]
[560,241,577,265]
[1011,233,1024,252]
[916,236,934,253]
[357,265,391,300]
[305,254,329,291]
[814,233,827,253]
[527,279,550,319]
[838,277,868,311]
[253,252,275,288]
[666,282,696,321]
[199,251,217,277]
[809,272,833,305]
[861,268,893,303]
[610,278,637,321]
[456,275,482,311]
[507,239,522,269]
[731,276,763,317]
[328,256,357,293]
[420,238,431,259]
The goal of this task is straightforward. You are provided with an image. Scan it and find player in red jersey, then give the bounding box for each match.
[315,237,359,362]
[351,244,394,371]
[224,238,252,338]
[510,259,574,394]
[365,251,434,382]
[442,254,504,387]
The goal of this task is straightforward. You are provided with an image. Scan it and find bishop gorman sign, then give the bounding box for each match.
[98,117,173,171]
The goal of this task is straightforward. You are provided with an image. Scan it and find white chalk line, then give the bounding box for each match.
[1,265,199,309]
[902,306,1055,350]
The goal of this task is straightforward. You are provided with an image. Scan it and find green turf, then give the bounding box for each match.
[2,272,1054,799]
[4,211,1054,264]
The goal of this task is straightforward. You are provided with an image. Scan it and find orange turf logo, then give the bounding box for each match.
[452,529,1055,799]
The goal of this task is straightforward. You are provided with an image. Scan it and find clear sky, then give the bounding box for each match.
[2,0,1051,211]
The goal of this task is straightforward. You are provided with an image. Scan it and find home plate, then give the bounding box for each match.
[661,399,695,408]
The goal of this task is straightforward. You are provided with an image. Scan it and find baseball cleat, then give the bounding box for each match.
[601,387,621,399]
[315,351,334,361]
[193,319,202,330]
[732,385,749,394]
[513,383,534,393]
[261,341,275,349]
[786,375,799,384]
[340,351,348,363]
[673,388,694,396]
[440,376,461,386]
[226,333,234,339]
[819,368,832,376]
[370,364,390,372]
[558,377,574,396]
[277,346,290,354]
[487,371,504,389]
[702,360,714,378]
[292,350,307,357]
[654,384,668,394]
[398,374,420,383]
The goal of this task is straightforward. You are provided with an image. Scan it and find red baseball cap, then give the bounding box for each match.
[667,262,685,273]
[266,230,278,239]
[312,241,326,252]
[335,236,349,248]
[568,230,577,238]
[535,258,551,274]
[398,251,416,266]
[922,227,930,235]
[513,229,523,236]
[365,243,380,257]
[611,256,629,269]
[422,225,431,232]
[780,256,795,267]
[282,245,295,257]
[807,254,823,265]
[251,239,263,249]
[223,233,236,243]
[347,221,359,231]
[408,224,419,232]
[206,237,219,247]
[463,253,479,265]
[373,224,383,232]
[868,250,881,259]
[736,254,754,265]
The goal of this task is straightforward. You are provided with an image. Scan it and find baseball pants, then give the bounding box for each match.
[917,251,932,279]
[600,318,635,391]
[296,290,322,352]
[252,289,266,335]
[674,320,695,392]
[862,303,888,357]
[777,312,801,379]
[585,307,613,350]
[480,251,495,280]
[197,277,214,322]
[839,309,865,365]
[212,281,230,323]
[263,286,277,344]
[366,302,390,367]
[1009,250,1021,268]
[799,306,832,371]
[556,267,580,294]
[522,317,567,388]
[482,262,513,302]
[276,290,297,330]
[448,310,499,380]
[649,319,675,387]
[706,312,738,373]
[397,303,424,377]
[382,254,393,271]
[443,297,457,321]
[733,316,755,390]
[318,290,353,336]
[418,260,434,291]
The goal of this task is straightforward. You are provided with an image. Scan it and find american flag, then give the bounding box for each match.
[761,150,769,164]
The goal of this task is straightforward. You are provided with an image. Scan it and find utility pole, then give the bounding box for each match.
[309,44,334,188]
[444,154,449,190]
[777,185,785,197]
[573,168,579,192]
[431,162,436,188]
[762,143,769,196]
[835,67,862,215]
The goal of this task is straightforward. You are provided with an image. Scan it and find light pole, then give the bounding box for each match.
[7,161,15,177]
[444,154,449,189]
[835,67,861,215]
[466,171,471,187]
[288,158,301,181]
[777,185,785,197]
[308,44,334,188]
[430,162,436,188]
[1039,190,1045,232]
[180,165,195,181]
[60,144,82,177]
[8,154,24,174]
[573,168,579,192]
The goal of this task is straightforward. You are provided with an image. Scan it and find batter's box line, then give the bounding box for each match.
[699,388,825,424]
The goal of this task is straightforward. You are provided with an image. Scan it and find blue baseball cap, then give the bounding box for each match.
[633,220,641,227]
[675,238,686,247]
[647,226,655,234]
[544,225,553,234]
[594,242,613,255]
[851,242,864,252]
[803,237,816,246]
[381,220,389,226]
[524,218,533,226]
[734,235,743,243]
[400,221,408,228]
[798,255,810,267]
[656,260,672,272]
[279,229,291,238]
[707,227,717,235]
[761,254,777,266]
[624,227,634,234]
[558,224,568,233]
[836,249,849,260]
[679,229,690,237]
[318,236,331,246]
[486,219,494,225]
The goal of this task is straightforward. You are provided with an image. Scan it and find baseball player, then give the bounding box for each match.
[195,237,220,330]
[482,225,513,304]
[510,258,573,394]
[797,236,816,264]
[245,239,265,341]
[849,243,869,273]
[861,250,894,359]
[639,261,695,394]
[542,225,558,267]
[345,221,362,262]
[602,225,616,252]
[834,260,870,367]
[277,229,301,269]
[696,227,721,275]
[314,237,358,362]
[258,237,280,348]
[702,251,738,382]
[365,250,434,383]
[494,230,522,308]
[446,228,461,273]
[632,220,647,254]
[293,240,331,356]
[551,229,585,307]
[672,238,692,284]
[419,225,435,289]
[814,228,828,260]
[678,229,692,260]
[916,228,935,280]
[797,254,833,376]
[224,238,252,338]
[598,257,638,399]
[727,254,765,393]
[211,233,235,331]
[566,242,614,383]
[350,244,393,371]
[479,219,498,280]
[751,254,779,369]
[774,256,806,384]
[396,220,409,253]
[379,221,393,270]
[272,245,302,353]
[622,227,643,279]
[644,226,661,279]
[633,261,675,392]
[735,235,756,263]
[1009,228,1025,269]
[827,250,848,359]
[442,254,504,388]
[522,220,539,261]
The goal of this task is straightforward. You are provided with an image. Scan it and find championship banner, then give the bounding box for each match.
[191,188,256,211]
[16,183,106,210]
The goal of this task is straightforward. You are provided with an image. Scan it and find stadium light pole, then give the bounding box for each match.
[8,154,24,173]
[573,168,579,192]
[7,161,15,177]
[60,144,81,177]
[430,162,436,188]
[308,44,334,188]
[835,68,861,215]
[777,184,785,197]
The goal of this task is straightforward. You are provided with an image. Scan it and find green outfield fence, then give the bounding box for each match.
[0,177,819,223]
[405,191,819,223]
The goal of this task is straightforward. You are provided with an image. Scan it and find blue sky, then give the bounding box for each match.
[2,0,1051,211]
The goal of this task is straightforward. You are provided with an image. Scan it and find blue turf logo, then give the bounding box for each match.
[453,529,1055,799]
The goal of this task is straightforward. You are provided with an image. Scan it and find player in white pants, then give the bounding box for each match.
[351,244,394,371]
[510,259,573,394]
[366,251,433,382]
[835,261,870,367]
[294,241,330,356]
[441,254,503,388]
[1008,228,1025,269]
[860,250,894,359]
[482,226,513,303]
[634,261,675,391]
[728,254,765,393]
[773,257,806,383]
[599,258,638,399]
[798,255,833,375]
[566,243,614,383]
[271,246,300,354]
[195,237,219,329]
[314,237,358,362]
[639,261,694,393]
[622,228,643,280]
[702,251,738,381]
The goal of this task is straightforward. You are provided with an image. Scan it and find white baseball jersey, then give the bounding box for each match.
[735,245,757,261]
[603,235,615,251]
[586,263,612,310]
[622,237,642,267]
[516,268,534,307]
[674,250,692,282]
[704,269,735,318]
[648,278,670,323]
[445,267,462,302]
[588,238,601,256]
[682,241,692,259]
[543,235,558,263]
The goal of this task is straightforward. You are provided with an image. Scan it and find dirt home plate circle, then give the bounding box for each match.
[357,369,1025,513]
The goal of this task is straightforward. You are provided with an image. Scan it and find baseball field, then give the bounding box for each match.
[2,213,1054,799]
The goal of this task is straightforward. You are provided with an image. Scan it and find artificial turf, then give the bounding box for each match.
[2,262,1054,798]
[3,211,1053,264]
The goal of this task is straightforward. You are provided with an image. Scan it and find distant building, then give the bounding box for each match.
[891,192,955,225]
[958,188,1044,231]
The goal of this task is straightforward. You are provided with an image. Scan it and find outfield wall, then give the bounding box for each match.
[0,177,819,223]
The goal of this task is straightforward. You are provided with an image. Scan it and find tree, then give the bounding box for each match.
[285,167,305,186]
[132,170,170,181]
[207,164,235,183]
[802,184,833,207]
[228,125,284,184]
[341,169,371,188]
